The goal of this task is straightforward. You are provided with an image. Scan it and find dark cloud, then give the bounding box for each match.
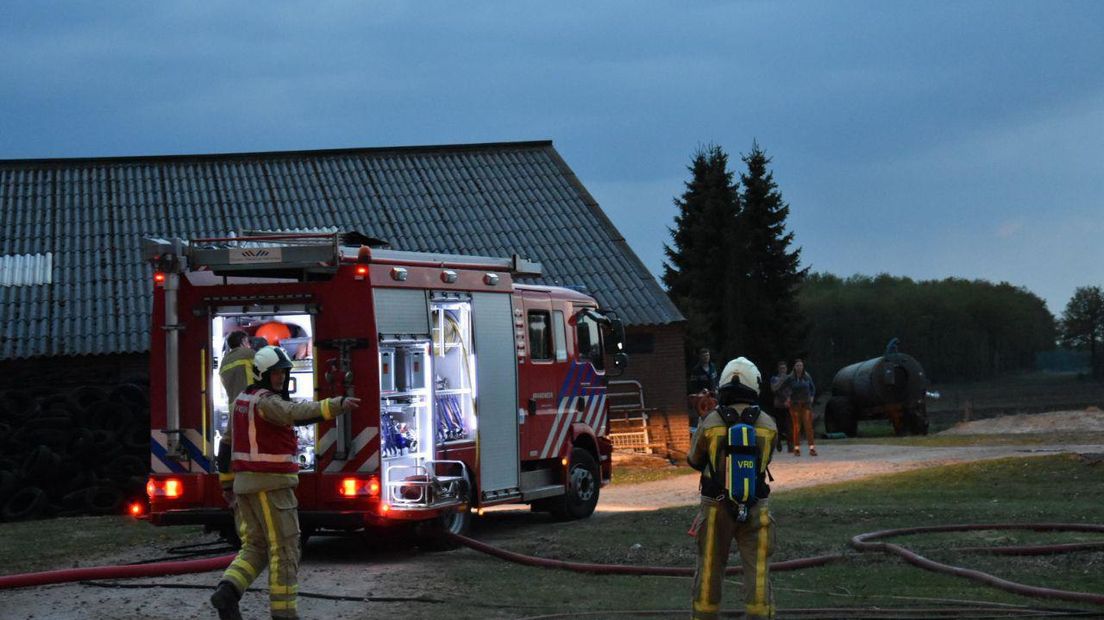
[1,1,1100,311]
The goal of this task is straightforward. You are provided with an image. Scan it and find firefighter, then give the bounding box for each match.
[217,331,255,500]
[688,357,778,620]
[211,346,360,620]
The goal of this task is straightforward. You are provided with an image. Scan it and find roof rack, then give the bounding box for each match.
[143,232,343,274]
[143,232,543,277]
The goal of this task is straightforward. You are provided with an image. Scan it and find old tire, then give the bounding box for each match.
[86,486,124,515]
[551,447,600,520]
[2,487,49,521]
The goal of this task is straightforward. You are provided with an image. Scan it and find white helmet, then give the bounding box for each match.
[717,357,761,405]
[254,346,293,375]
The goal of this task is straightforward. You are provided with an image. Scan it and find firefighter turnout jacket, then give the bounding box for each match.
[230,386,343,494]
[221,386,346,620]
[688,405,778,620]
[217,346,255,490]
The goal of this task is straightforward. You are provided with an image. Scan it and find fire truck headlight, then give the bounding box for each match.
[164,479,182,498]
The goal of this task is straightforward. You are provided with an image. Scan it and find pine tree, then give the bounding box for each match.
[663,145,741,361]
[735,141,808,371]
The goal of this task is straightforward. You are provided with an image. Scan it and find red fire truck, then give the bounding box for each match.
[141,232,625,541]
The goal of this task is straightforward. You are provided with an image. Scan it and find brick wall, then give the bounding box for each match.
[618,323,687,414]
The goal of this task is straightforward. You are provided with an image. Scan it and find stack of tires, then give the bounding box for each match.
[0,383,150,522]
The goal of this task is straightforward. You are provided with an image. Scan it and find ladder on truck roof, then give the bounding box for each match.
[143,231,543,277]
[144,232,345,275]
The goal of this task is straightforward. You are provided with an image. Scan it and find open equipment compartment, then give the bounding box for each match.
[377,294,476,511]
[210,307,318,470]
[431,294,477,446]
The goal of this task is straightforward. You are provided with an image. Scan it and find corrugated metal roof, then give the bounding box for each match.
[0,253,52,286]
[0,141,683,360]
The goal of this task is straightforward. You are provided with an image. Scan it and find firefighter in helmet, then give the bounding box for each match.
[211,346,360,620]
[688,357,778,620]
[217,331,255,500]
[215,331,256,563]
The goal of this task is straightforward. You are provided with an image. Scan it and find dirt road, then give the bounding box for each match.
[596,441,1104,512]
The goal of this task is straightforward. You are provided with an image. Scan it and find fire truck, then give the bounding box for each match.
[141,232,625,542]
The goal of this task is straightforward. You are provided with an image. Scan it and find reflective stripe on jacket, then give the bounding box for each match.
[231,387,299,474]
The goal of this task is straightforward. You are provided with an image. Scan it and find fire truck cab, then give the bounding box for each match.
[142,232,624,541]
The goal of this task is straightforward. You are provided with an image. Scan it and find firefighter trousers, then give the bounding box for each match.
[691,498,775,620]
[220,488,301,619]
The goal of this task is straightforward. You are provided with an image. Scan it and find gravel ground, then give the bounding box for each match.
[4,410,1102,619]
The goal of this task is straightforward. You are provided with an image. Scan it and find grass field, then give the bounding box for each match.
[5,454,1100,618]
[450,454,1104,617]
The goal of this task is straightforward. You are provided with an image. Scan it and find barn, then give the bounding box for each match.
[0,141,688,453]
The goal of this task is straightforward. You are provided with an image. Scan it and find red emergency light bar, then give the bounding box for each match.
[338,476,380,497]
[147,477,183,499]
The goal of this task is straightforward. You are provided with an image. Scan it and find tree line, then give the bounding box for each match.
[799,273,1055,383]
[663,142,1100,387]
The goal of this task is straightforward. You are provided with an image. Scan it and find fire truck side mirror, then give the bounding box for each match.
[609,352,629,378]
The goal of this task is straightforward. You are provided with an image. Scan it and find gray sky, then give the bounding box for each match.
[2,1,1101,314]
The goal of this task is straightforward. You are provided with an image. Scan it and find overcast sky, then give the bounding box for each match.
[1,1,1100,314]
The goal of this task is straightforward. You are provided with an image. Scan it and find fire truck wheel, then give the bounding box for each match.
[553,447,600,521]
[415,472,472,551]
[219,524,242,549]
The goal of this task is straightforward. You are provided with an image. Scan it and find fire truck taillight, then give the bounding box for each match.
[354,265,368,280]
[339,477,380,497]
[153,272,166,284]
[147,477,184,499]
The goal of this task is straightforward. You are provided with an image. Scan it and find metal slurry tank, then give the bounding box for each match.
[827,352,930,437]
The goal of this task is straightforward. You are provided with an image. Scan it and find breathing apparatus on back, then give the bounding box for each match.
[252,345,294,400]
[700,357,774,521]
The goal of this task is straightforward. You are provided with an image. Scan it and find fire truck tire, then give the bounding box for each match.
[552,447,600,521]
[2,486,49,522]
[218,524,242,549]
[415,472,473,550]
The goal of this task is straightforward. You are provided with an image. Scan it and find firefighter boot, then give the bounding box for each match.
[211,581,243,620]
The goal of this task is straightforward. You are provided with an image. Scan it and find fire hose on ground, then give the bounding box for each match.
[0,522,1101,617]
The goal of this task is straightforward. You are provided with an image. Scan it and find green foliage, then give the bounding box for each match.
[799,273,1056,383]
[663,144,741,358]
[733,142,807,369]
[1059,285,1104,377]
[664,142,806,371]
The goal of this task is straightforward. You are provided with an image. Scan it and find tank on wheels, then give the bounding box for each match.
[825,349,930,437]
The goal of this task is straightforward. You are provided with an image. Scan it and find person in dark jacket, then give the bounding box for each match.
[688,348,719,394]
[783,359,816,456]
[769,361,792,452]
